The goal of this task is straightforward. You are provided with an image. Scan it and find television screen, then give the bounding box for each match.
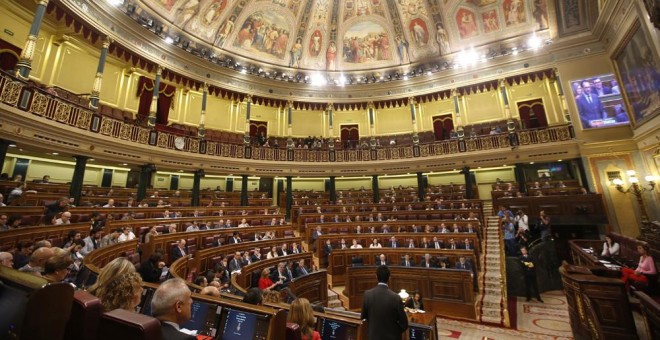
[409,323,433,340]
[180,301,222,337]
[137,287,156,315]
[317,318,359,340]
[218,308,270,340]
[569,74,630,129]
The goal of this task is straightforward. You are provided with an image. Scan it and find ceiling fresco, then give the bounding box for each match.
[136,0,554,72]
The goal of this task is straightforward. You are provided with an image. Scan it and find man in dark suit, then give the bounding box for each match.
[228,252,243,273]
[361,266,408,340]
[455,256,472,271]
[311,226,323,243]
[389,236,399,248]
[270,262,291,288]
[276,243,289,257]
[294,259,310,277]
[400,254,413,267]
[171,239,187,261]
[576,80,606,128]
[419,253,434,268]
[290,242,302,254]
[520,247,543,302]
[461,238,473,250]
[376,254,388,266]
[152,278,197,340]
[592,78,612,97]
[228,231,241,244]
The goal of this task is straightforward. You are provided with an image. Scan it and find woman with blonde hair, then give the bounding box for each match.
[287,298,321,340]
[88,257,143,312]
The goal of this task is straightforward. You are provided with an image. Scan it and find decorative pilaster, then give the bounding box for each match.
[147,66,163,128]
[198,83,208,139]
[15,0,49,80]
[410,97,420,147]
[192,170,204,206]
[69,156,88,206]
[243,95,252,145]
[89,37,112,110]
[501,79,518,146]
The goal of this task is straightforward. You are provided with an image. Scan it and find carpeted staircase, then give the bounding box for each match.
[476,206,510,327]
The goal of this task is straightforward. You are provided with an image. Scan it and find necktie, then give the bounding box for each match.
[92,239,98,249]
[435,242,439,249]
[587,95,592,104]
[452,244,455,250]
[180,247,186,256]
[392,242,396,248]
[406,261,409,266]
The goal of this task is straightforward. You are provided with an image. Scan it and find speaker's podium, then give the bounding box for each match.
[559,261,637,340]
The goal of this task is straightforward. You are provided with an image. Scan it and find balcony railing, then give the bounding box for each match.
[0,71,575,162]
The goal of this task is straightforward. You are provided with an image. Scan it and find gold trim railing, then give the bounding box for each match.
[0,71,574,163]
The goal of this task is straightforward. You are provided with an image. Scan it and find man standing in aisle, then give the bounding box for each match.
[520,246,543,303]
[361,266,408,340]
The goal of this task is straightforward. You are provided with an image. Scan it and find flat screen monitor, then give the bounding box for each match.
[569,74,629,129]
[409,323,433,340]
[317,317,359,340]
[218,307,270,340]
[136,287,156,316]
[180,300,222,337]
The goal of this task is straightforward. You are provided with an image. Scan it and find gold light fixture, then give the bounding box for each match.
[612,170,656,222]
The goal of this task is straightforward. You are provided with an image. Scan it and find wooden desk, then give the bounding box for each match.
[328,248,476,286]
[559,262,637,339]
[344,266,476,320]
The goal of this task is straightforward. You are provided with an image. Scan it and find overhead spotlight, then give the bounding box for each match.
[240,68,247,74]
[173,36,181,44]
[304,75,310,83]
[528,34,542,50]
[164,36,174,44]
[371,75,376,82]
[403,75,409,81]
[338,74,346,86]
[155,25,163,34]
[107,0,124,6]
[459,49,479,67]
[426,71,432,76]
[395,72,400,79]
[310,73,326,86]
[182,41,189,49]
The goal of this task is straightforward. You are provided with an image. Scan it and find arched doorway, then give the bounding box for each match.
[432,114,454,140]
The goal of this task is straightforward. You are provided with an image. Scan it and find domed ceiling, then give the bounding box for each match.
[136,0,553,72]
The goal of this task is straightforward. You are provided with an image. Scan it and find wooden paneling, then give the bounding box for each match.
[344,266,475,319]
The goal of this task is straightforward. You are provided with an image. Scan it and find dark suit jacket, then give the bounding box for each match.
[276,248,289,257]
[228,258,243,272]
[360,284,408,340]
[456,261,472,271]
[419,260,434,268]
[161,322,196,340]
[138,260,162,283]
[575,94,605,127]
[294,266,310,277]
[171,246,187,262]
[228,237,241,244]
[376,260,388,266]
[400,259,413,267]
[323,244,332,257]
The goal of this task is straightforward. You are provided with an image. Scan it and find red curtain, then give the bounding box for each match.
[340,124,359,148]
[0,39,21,71]
[517,99,548,129]
[432,114,454,140]
[136,76,176,125]
[249,120,268,137]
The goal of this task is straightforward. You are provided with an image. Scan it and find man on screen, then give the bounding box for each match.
[576,80,606,128]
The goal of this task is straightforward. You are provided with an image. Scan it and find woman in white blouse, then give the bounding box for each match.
[601,235,620,257]
[266,246,279,259]
[350,239,363,249]
[369,238,382,248]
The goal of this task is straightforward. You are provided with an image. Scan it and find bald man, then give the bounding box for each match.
[0,252,13,268]
[54,212,72,225]
[18,247,55,276]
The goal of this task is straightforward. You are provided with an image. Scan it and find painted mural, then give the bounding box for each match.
[262,0,303,17]
[481,9,500,33]
[343,0,387,22]
[214,15,237,46]
[456,8,479,39]
[533,0,549,29]
[309,30,323,57]
[233,11,292,59]
[409,18,430,47]
[134,0,564,71]
[342,21,392,65]
[503,0,526,26]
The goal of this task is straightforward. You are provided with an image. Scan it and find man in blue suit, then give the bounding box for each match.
[576,81,606,128]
